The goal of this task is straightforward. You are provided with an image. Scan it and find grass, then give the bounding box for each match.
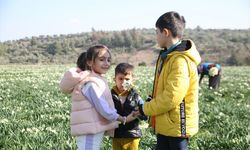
[0,65,249,150]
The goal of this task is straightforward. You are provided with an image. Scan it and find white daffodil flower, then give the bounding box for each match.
[122,79,133,91]
[209,67,218,77]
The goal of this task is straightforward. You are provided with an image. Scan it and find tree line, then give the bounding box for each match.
[0,27,249,65]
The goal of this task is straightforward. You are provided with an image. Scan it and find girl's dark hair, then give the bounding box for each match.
[155,11,186,38]
[77,52,89,71]
[115,63,134,76]
[86,44,111,62]
[77,44,111,71]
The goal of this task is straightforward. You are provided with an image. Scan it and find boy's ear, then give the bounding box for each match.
[163,28,170,37]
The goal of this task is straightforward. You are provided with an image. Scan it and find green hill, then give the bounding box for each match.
[0,28,249,66]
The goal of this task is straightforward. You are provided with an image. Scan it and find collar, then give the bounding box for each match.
[160,40,182,60]
[112,86,129,96]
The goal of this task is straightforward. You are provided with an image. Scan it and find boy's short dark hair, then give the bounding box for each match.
[155,11,186,38]
[115,63,134,76]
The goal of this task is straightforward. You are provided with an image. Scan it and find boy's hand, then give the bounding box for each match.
[132,110,140,117]
[117,115,126,125]
[146,95,152,102]
[126,111,139,123]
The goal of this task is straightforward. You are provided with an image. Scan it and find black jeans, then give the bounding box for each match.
[156,134,189,150]
[209,74,221,89]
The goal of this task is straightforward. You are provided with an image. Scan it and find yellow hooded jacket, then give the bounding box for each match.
[143,39,201,137]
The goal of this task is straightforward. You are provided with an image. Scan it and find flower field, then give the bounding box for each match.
[0,65,249,150]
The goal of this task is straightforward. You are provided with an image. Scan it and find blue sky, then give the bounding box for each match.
[0,0,249,41]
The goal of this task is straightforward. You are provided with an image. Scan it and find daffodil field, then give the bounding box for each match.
[0,65,249,150]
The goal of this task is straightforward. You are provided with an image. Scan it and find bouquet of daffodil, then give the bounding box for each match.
[209,67,219,77]
[122,79,134,91]
[122,79,142,112]
[121,79,148,120]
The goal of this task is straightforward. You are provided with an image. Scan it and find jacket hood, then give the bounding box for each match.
[167,40,201,66]
[59,68,90,94]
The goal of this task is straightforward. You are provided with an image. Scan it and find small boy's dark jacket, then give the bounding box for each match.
[111,88,147,138]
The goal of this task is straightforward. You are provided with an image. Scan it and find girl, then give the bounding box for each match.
[59,45,135,150]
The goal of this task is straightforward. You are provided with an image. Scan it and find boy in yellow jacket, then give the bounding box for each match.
[139,11,201,150]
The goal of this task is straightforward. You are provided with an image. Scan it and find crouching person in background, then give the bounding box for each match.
[198,62,222,89]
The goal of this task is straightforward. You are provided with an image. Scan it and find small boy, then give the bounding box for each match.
[111,63,147,150]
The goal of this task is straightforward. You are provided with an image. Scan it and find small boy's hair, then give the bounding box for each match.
[155,11,186,38]
[77,52,90,71]
[115,63,134,76]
